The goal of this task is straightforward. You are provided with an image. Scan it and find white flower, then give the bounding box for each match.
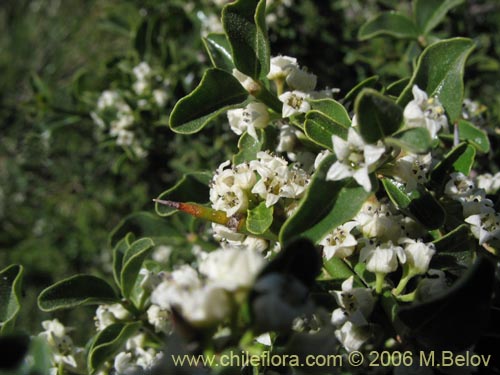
[444,172,476,200]
[279,90,311,117]
[133,62,152,81]
[461,190,494,217]
[232,68,259,93]
[286,68,317,92]
[116,130,135,146]
[139,268,162,291]
[331,276,374,326]
[94,303,131,331]
[255,333,272,346]
[402,239,435,275]
[212,223,246,243]
[335,321,370,352]
[403,85,448,139]
[267,55,298,80]
[393,153,432,192]
[276,124,297,153]
[326,127,385,192]
[97,90,120,110]
[147,304,170,333]
[133,80,149,95]
[114,352,138,375]
[359,241,406,274]
[153,89,168,106]
[354,199,402,242]
[212,185,249,216]
[152,245,172,263]
[149,266,235,327]
[477,172,500,194]
[199,247,265,291]
[465,211,500,245]
[227,102,269,140]
[320,221,358,259]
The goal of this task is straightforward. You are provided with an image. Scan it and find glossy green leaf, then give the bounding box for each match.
[397,38,475,122]
[169,68,248,134]
[414,0,465,34]
[38,275,118,312]
[430,143,476,188]
[398,257,494,351]
[112,234,133,289]
[0,265,23,334]
[222,0,269,79]
[355,88,403,143]
[309,99,351,128]
[439,119,490,153]
[431,225,475,270]
[385,127,432,153]
[358,12,419,40]
[109,211,183,247]
[233,129,265,165]
[280,154,372,243]
[304,111,348,149]
[246,202,274,235]
[343,75,379,105]
[155,172,211,216]
[233,126,279,165]
[120,238,155,299]
[382,178,445,229]
[202,33,234,71]
[88,322,141,374]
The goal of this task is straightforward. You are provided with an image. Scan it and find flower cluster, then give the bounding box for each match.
[150,246,264,327]
[90,62,170,159]
[209,151,310,245]
[446,172,500,245]
[38,319,85,375]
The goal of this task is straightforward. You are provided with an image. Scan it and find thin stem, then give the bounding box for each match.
[375,272,386,294]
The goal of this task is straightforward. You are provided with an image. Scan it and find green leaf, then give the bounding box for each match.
[246,202,274,235]
[431,225,475,270]
[155,172,211,217]
[385,77,411,97]
[397,38,475,122]
[382,178,445,229]
[358,12,419,40]
[88,322,141,374]
[109,211,183,247]
[385,127,432,154]
[120,238,155,300]
[398,257,494,351]
[309,99,351,128]
[112,234,133,289]
[38,275,118,312]
[169,68,248,134]
[0,265,23,334]
[343,76,379,105]
[414,0,465,34]
[355,89,403,143]
[202,33,235,71]
[222,0,270,79]
[430,143,476,188]
[439,119,490,153]
[323,258,356,285]
[304,111,348,149]
[280,154,372,243]
[233,129,265,165]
